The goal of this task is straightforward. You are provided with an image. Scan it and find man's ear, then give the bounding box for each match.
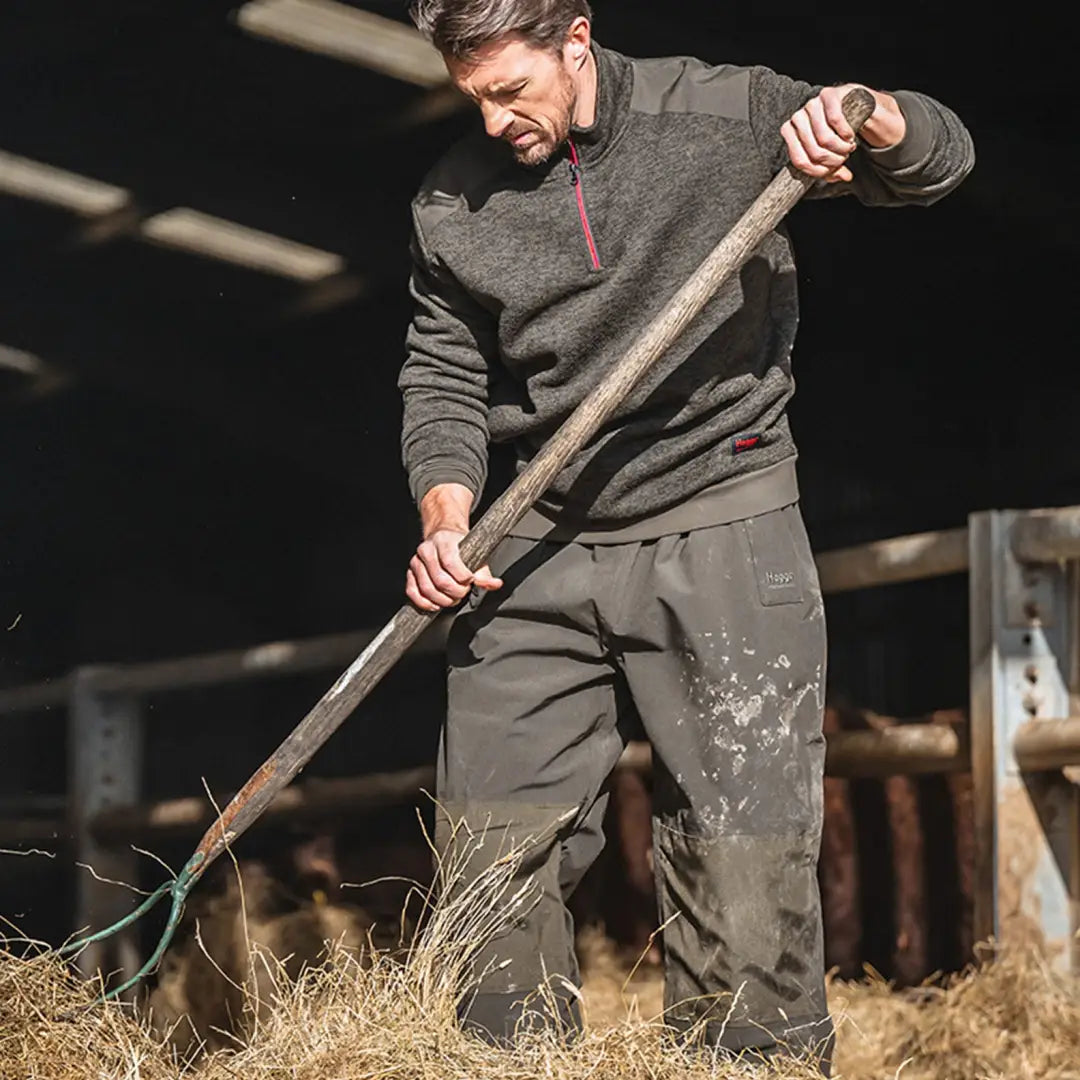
[564,16,591,69]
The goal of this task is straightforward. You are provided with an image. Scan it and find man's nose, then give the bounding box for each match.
[480,101,514,139]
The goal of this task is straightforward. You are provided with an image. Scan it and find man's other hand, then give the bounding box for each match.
[781,84,907,184]
[406,482,504,612]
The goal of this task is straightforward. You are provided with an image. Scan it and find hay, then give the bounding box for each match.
[171,822,822,1079]
[3,828,1080,1079]
[5,937,1080,1079]
[6,937,1080,1080]
[0,943,177,1080]
[582,936,1080,1080]
[577,925,665,1029]
[831,946,1080,1080]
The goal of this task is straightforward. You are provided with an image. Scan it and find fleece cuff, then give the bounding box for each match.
[409,464,482,507]
[862,90,935,172]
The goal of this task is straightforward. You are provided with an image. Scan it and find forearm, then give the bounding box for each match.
[856,88,907,149]
[419,482,474,539]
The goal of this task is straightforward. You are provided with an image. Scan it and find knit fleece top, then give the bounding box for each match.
[400,45,974,531]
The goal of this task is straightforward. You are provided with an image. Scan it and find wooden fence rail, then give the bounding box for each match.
[0,525,973,717]
[0,721,974,848]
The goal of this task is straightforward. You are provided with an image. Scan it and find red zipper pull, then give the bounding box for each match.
[568,139,581,184]
[567,138,600,270]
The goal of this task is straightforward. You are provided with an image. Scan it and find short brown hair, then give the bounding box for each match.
[410,0,593,60]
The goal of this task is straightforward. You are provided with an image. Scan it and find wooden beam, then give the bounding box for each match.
[0,345,74,404]
[1013,718,1080,772]
[0,148,130,216]
[0,625,449,717]
[0,344,45,377]
[824,722,968,779]
[816,527,970,594]
[1010,507,1080,565]
[0,742,654,846]
[141,208,345,282]
[91,765,437,841]
[236,0,449,88]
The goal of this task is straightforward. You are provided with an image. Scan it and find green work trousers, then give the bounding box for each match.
[436,503,833,1072]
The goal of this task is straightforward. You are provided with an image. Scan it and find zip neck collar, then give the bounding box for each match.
[567,43,632,166]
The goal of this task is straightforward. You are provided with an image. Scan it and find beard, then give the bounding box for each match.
[507,69,577,166]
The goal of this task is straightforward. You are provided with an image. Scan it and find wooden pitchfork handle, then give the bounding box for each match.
[188,88,876,880]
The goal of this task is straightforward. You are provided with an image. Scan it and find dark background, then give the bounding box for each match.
[0,4,1075,954]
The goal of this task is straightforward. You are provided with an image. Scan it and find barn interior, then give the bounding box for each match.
[0,1,1075,998]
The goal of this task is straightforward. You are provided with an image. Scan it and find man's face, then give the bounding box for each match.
[446,35,578,166]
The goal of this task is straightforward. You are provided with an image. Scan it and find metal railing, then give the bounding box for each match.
[2,505,1078,980]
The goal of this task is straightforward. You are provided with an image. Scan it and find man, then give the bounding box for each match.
[399,0,973,1071]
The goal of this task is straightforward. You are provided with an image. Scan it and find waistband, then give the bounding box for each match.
[506,457,800,544]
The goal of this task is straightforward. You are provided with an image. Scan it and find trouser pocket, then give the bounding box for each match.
[744,505,806,607]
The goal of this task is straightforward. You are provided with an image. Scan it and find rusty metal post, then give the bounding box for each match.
[69,668,144,993]
[969,510,1079,969]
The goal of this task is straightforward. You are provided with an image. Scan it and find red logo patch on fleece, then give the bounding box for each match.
[732,433,762,454]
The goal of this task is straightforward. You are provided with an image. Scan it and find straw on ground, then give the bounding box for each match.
[3,828,1079,1079]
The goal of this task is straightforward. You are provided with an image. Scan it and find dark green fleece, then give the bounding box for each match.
[400,45,974,527]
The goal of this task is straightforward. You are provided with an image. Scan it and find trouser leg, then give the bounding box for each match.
[437,536,623,1044]
[615,506,833,1074]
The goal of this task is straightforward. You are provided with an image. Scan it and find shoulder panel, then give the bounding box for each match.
[412,130,513,250]
[630,55,751,122]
